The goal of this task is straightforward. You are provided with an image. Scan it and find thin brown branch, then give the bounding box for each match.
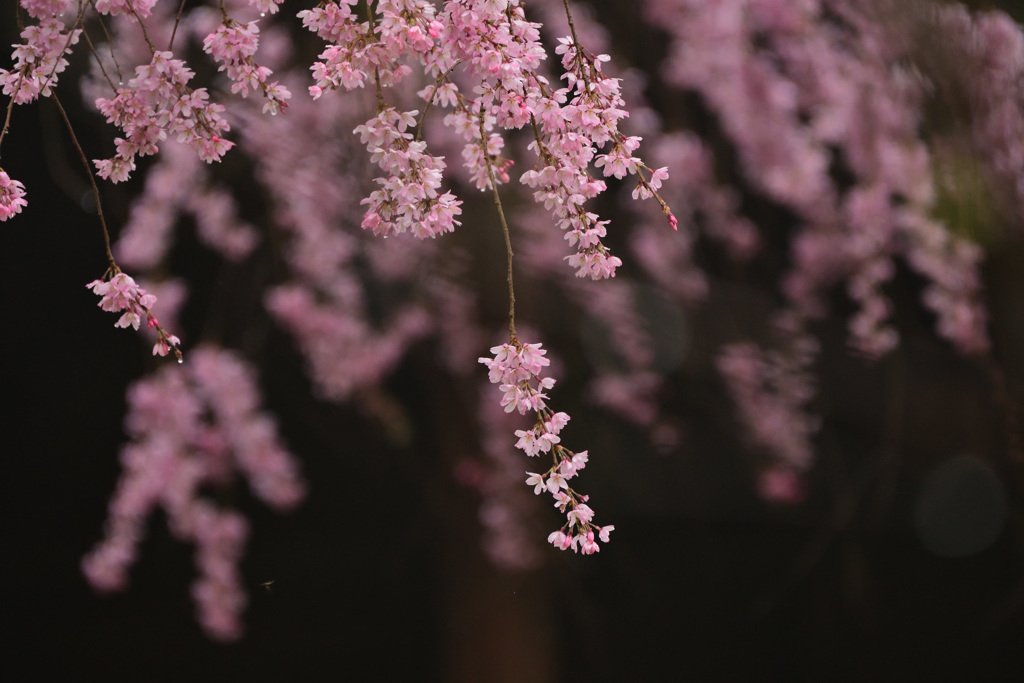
[415,62,460,142]
[80,27,119,93]
[374,68,385,111]
[124,0,157,55]
[561,0,582,47]
[168,0,191,51]
[479,118,517,340]
[87,0,126,86]
[51,93,116,267]
[0,68,28,155]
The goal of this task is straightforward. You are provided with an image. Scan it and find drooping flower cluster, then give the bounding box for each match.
[91,0,159,18]
[93,51,233,182]
[479,341,613,554]
[266,284,433,401]
[355,107,463,238]
[86,269,182,360]
[227,79,442,402]
[0,170,28,221]
[0,14,81,104]
[297,0,671,277]
[82,347,305,640]
[528,32,675,278]
[300,0,462,241]
[302,0,441,95]
[439,0,671,279]
[202,19,291,115]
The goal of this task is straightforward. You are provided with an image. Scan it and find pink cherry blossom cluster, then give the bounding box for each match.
[533,0,738,304]
[248,0,283,17]
[189,505,249,640]
[574,281,661,426]
[440,0,628,279]
[444,106,514,192]
[202,19,291,115]
[82,347,305,640]
[445,0,661,279]
[93,51,233,183]
[299,0,464,241]
[542,30,676,275]
[301,0,440,97]
[297,0,672,278]
[17,0,75,17]
[0,14,80,105]
[355,107,463,238]
[648,0,994,358]
[86,269,182,360]
[479,340,613,554]
[955,10,1024,217]
[0,169,27,221]
[553,31,677,232]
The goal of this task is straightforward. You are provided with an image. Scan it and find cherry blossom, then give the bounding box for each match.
[2,0,1022,644]
[0,170,27,221]
[0,18,81,104]
[480,340,612,554]
[203,19,291,115]
[93,51,233,183]
[86,269,182,361]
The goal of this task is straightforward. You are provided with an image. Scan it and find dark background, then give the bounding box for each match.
[5,3,1024,681]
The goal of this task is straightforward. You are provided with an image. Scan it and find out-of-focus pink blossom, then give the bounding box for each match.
[83,347,305,641]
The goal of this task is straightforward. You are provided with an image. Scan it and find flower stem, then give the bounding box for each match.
[51,93,116,267]
[480,117,516,341]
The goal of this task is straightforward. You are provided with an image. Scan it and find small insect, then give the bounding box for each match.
[259,580,275,592]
